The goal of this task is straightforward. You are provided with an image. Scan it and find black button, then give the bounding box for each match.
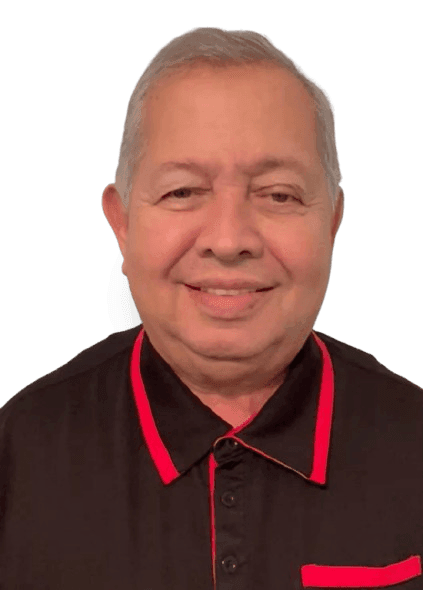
[213,437,245,466]
[215,438,239,452]
[221,555,238,573]
[221,490,236,507]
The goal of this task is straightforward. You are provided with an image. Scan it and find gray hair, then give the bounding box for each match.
[114,27,342,211]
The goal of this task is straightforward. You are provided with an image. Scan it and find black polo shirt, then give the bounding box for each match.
[1,323,422,589]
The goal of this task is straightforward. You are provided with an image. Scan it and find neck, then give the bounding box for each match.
[187,376,288,427]
[142,324,307,427]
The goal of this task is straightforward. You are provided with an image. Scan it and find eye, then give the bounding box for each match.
[267,192,299,203]
[162,187,197,200]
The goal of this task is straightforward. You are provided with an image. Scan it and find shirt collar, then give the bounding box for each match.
[130,326,335,487]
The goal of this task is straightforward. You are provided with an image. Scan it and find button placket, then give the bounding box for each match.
[213,435,247,583]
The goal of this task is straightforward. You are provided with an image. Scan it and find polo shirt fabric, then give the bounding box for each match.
[0,323,422,589]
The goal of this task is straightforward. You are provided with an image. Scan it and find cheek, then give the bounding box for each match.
[273,224,331,281]
[126,218,182,278]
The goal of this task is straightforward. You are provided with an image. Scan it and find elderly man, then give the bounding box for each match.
[1,27,422,590]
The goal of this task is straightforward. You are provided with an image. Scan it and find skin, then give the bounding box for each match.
[102,63,344,428]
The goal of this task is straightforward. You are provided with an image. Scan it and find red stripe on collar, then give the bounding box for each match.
[130,328,179,484]
[308,331,335,485]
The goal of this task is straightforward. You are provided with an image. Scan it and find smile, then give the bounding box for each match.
[185,284,274,317]
[188,287,262,296]
[186,285,273,295]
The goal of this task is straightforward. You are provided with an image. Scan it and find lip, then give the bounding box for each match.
[185,284,274,318]
[185,279,273,291]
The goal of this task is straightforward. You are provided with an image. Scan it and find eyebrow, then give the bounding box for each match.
[154,156,309,180]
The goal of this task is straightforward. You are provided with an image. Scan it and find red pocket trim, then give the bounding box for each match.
[301,555,421,587]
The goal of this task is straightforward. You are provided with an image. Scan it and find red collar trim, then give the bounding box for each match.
[308,331,335,484]
[130,327,335,486]
[130,328,179,484]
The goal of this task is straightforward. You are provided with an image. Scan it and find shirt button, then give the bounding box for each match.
[221,555,238,574]
[221,490,237,507]
[227,438,239,448]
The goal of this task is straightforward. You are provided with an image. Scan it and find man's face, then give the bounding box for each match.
[103,64,343,363]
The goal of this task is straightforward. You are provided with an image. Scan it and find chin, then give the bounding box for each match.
[182,323,276,352]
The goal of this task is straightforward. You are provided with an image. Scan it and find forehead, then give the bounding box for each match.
[144,61,314,122]
[139,63,321,184]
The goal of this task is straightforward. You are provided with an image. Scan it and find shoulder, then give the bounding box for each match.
[314,330,423,421]
[0,324,143,432]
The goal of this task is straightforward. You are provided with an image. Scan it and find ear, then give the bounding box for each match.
[331,187,344,245]
[102,184,129,276]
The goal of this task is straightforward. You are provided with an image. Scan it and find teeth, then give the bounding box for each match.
[201,288,254,295]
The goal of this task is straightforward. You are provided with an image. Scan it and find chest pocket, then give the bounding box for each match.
[301,555,421,588]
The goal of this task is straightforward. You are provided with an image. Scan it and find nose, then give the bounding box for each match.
[194,189,264,262]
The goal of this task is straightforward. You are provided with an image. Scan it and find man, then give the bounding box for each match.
[1,27,422,589]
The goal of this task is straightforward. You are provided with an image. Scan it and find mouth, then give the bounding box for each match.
[185,285,273,295]
[184,284,274,317]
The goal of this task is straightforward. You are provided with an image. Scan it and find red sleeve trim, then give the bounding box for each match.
[301,555,421,587]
